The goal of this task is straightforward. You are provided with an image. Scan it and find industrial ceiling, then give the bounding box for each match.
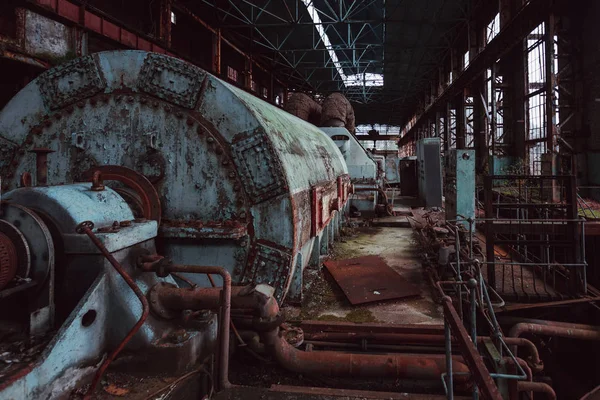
[180,0,472,127]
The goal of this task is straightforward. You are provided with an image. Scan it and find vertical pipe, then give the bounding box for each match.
[29,148,54,186]
[484,177,496,289]
[212,28,222,75]
[153,264,232,390]
[444,318,454,400]
[468,279,478,400]
[76,222,150,399]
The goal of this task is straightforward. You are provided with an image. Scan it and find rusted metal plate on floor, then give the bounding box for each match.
[392,206,413,216]
[323,255,420,305]
[372,216,411,227]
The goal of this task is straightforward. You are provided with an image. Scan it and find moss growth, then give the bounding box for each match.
[40,50,78,66]
[317,309,378,323]
[580,208,600,219]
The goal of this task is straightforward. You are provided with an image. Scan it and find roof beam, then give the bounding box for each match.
[399,0,552,146]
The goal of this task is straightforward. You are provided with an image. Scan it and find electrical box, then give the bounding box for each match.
[445,149,475,229]
[416,138,443,208]
[399,157,417,196]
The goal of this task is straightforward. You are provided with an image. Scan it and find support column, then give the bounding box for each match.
[470,17,487,173]
[270,72,275,103]
[545,14,559,201]
[244,57,253,91]
[444,103,451,154]
[490,63,498,174]
[159,0,172,47]
[456,93,466,150]
[508,44,526,160]
[435,111,442,140]
[212,29,222,75]
[546,14,557,155]
[473,77,488,174]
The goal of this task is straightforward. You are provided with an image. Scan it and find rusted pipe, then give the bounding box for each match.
[305,340,447,354]
[502,317,600,332]
[142,263,232,390]
[76,221,149,400]
[262,328,471,381]
[303,332,542,372]
[320,92,355,133]
[509,321,600,341]
[300,320,444,335]
[285,93,322,125]
[153,285,276,320]
[517,381,557,400]
[503,337,543,372]
[153,284,471,382]
[29,148,54,186]
[504,357,532,400]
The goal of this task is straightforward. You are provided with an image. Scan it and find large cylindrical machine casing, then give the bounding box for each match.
[0,51,350,302]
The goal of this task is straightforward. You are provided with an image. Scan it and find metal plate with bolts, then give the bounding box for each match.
[323,255,421,305]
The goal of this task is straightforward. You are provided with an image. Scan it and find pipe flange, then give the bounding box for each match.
[281,325,304,348]
[148,282,180,320]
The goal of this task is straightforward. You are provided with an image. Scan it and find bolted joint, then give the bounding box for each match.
[155,257,173,277]
[76,220,95,234]
[90,171,105,191]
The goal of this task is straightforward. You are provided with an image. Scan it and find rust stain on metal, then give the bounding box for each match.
[323,255,421,305]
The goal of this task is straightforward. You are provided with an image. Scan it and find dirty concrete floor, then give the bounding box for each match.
[283,216,443,325]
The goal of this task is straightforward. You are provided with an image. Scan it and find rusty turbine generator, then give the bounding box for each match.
[0,50,353,397]
[0,51,457,399]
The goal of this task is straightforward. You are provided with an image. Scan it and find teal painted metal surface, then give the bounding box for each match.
[445,149,476,229]
[0,50,350,302]
[416,138,443,208]
[320,127,379,214]
[0,183,214,398]
[385,155,401,185]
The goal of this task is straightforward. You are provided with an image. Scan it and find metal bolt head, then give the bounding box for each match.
[467,278,478,289]
[207,137,214,143]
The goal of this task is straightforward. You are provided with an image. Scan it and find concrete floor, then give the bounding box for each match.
[283,215,443,325]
